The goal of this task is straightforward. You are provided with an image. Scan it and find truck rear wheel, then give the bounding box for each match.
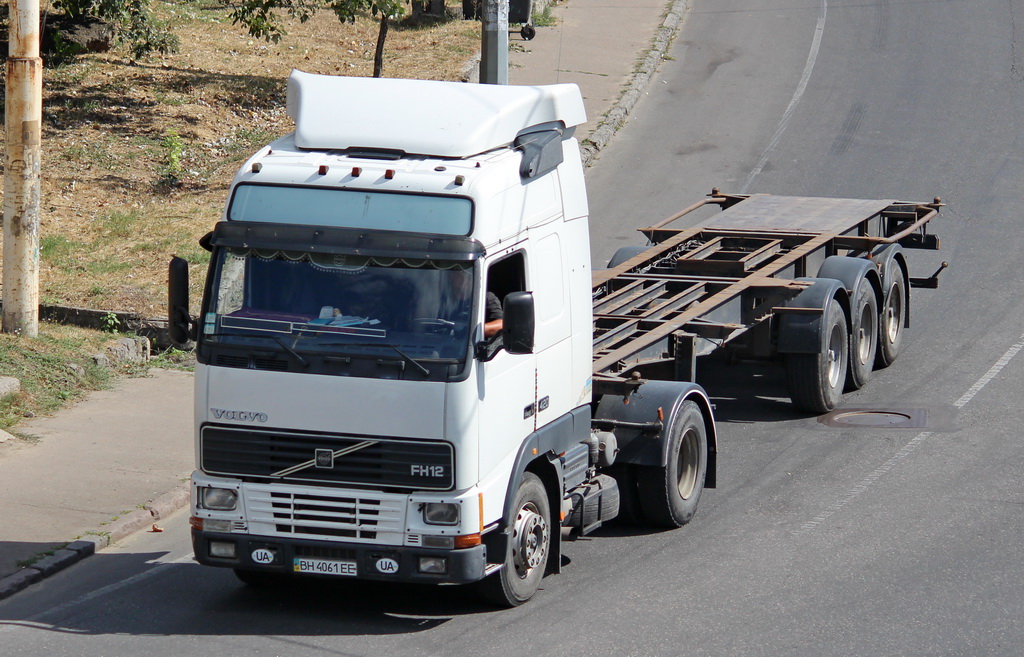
[786,298,849,413]
[478,472,551,607]
[877,265,907,368]
[637,400,707,528]
[846,283,878,390]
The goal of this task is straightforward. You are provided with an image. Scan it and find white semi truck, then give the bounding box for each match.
[169,71,943,606]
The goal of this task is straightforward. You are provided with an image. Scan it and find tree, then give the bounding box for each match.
[49,0,179,60]
[230,0,408,78]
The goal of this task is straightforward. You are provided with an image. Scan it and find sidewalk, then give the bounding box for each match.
[0,0,688,601]
[0,370,194,597]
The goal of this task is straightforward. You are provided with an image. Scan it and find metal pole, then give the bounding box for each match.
[480,0,509,84]
[3,0,43,336]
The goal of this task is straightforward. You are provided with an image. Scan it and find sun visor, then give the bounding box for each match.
[286,70,586,158]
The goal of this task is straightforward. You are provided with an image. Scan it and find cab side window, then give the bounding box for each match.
[484,253,526,337]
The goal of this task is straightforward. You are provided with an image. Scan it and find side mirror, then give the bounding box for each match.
[168,256,195,346]
[502,291,535,354]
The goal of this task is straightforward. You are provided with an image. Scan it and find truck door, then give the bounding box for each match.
[477,252,537,479]
[530,232,574,428]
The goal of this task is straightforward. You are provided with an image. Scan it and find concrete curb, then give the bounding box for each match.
[0,484,191,601]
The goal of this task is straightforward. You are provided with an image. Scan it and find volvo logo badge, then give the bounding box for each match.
[211,408,268,423]
[314,449,334,469]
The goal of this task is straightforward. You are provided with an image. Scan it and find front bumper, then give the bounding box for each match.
[192,530,489,584]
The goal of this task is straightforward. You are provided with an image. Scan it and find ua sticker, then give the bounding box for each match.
[251,548,275,564]
[376,558,399,574]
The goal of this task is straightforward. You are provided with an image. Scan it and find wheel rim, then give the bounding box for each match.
[511,502,548,579]
[676,427,700,500]
[884,282,903,344]
[857,303,875,365]
[827,322,844,388]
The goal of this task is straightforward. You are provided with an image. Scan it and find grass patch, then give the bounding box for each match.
[99,209,146,239]
[533,5,558,27]
[41,235,89,271]
[15,543,68,569]
[150,347,197,371]
[0,324,119,429]
[85,257,135,275]
[61,140,123,170]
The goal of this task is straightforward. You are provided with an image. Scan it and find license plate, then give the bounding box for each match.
[293,557,357,576]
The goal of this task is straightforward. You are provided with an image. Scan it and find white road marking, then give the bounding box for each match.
[794,332,1024,535]
[0,554,194,633]
[741,0,828,193]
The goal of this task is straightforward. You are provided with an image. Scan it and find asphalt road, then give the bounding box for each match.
[3,1,1024,655]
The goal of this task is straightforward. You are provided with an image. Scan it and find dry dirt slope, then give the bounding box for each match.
[0,1,480,317]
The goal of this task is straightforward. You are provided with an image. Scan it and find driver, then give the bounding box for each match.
[484,291,503,338]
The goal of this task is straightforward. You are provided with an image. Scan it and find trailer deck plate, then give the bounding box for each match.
[704,194,896,233]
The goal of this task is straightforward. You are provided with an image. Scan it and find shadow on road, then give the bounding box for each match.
[0,550,519,639]
[695,359,812,424]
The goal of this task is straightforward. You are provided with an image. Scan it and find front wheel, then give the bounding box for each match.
[637,400,708,528]
[786,297,849,413]
[478,472,551,607]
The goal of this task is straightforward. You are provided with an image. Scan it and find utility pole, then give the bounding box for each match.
[480,0,509,84]
[3,0,43,336]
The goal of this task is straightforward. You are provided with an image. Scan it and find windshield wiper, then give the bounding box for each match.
[385,343,430,376]
[204,332,308,368]
[318,341,431,376]
[272,336,309,368]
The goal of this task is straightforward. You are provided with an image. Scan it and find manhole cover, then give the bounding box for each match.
[819,408,927,429]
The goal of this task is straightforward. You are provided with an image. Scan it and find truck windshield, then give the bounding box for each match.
[202,247,474,372]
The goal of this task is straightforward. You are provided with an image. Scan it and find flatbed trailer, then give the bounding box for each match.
[590,190,945,412]
[170,75,948,606]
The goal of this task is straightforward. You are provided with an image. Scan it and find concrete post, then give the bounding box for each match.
[480,0,509,84]
[3,0,43,337]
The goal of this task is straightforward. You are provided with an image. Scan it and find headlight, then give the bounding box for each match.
[422,502,459,525]
[201,487,238,511]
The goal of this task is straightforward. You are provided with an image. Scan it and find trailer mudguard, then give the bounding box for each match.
[817,255,882,303]
[593,380,717,488]
[776,277,849,355]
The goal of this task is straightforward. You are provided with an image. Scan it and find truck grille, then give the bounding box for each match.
[202,424,454,491]
[244,484,405,544]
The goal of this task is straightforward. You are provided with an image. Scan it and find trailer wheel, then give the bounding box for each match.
[846,283,878,390]
[786,298,849,413]
[606,245,649,269]
[478,472,550,607]
[637,400,707,528]
[877,265,907,368]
